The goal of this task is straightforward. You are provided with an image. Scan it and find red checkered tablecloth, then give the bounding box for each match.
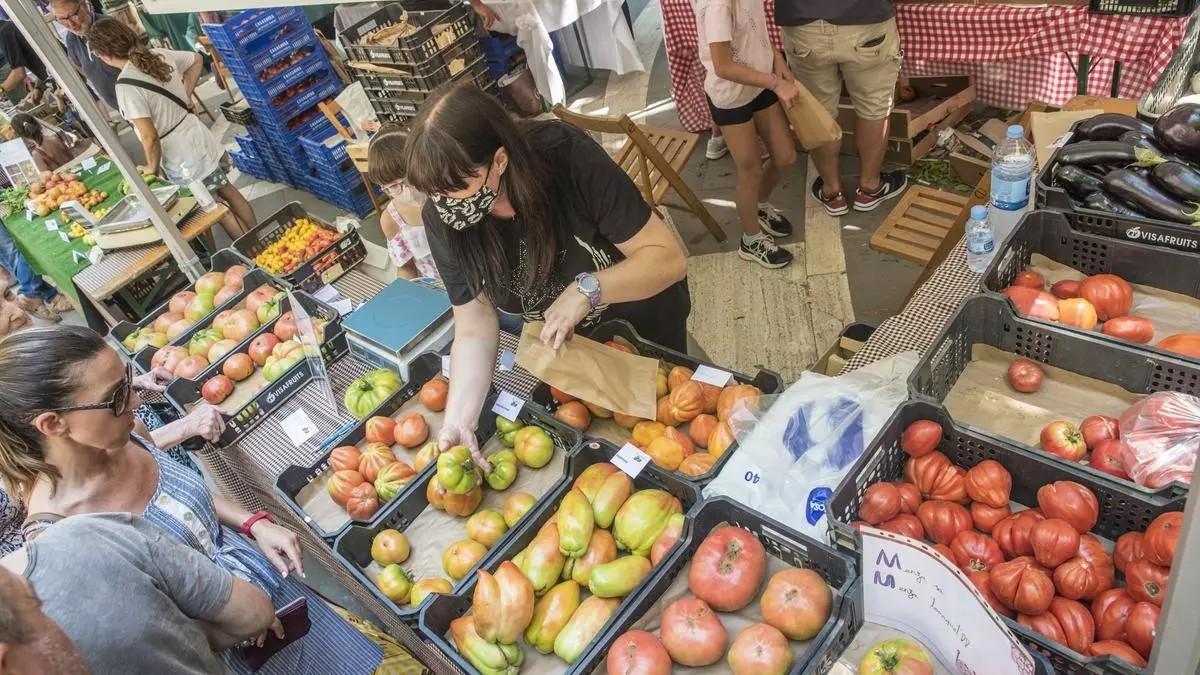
[663,1,1188,132]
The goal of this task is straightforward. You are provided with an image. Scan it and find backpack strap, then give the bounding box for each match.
[115,77,194,139]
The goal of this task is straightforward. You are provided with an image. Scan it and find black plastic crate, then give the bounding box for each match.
[165,292,345,447]
[353,41,483,92]
[330,399,590,624]
[1088,0,1196,16]
[1036,120,1200,253]
[528,320,784,486]
[220,101,256,126]
[110,248,261,358]
[910,293,1199,498]
[828,399,1182,674]
[581,496,862,675]
[983,209,1200,363]
[231,202,366,293]
[340,4,476,68]
[417,438,703,670]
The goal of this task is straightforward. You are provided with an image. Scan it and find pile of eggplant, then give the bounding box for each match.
[1051,105,1200,225]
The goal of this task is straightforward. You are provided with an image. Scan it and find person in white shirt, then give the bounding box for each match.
[87,17,255,238]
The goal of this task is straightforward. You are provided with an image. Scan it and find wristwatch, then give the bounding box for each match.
[575,272,601,310]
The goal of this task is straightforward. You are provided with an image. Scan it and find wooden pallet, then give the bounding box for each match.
[870,185,970,264]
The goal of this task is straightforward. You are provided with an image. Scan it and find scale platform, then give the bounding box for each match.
[342,278,454,380]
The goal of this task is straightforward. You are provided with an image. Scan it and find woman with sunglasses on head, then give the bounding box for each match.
[0,325,384,674]
[369,82,690,467]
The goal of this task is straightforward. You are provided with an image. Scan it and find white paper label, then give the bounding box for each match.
[280,408,318,447]
[441,354,451,378]
[80,157,97,172]
[58,232,70,242]
[612,442,651,479]
[491,391,524,421]
[498,350,515,371]
[692,364,733,387]
[45,218,58,231]
[331,299,353,316]
[860,528,1034,675]
[98,162,112,173]
[25,208,33,220]
[313,284,341,304]
[88,246,104,264]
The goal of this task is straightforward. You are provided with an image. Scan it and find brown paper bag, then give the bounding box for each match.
[515,322,658,419]
[786,82,843,150]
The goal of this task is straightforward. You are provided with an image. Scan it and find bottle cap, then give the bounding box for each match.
[970,205,989,220]
[1006,125,1024,139]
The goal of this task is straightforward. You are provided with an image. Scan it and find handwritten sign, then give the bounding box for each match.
[692,364,733,387]
[441,354,451,378]
[280,408,318,447]
[498,350,516,371]
[491,391,524,422]
[612,442,651,479]
[740,462,764,488]
[860,528,1034,675]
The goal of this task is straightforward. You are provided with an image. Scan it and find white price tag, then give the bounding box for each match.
[313,284,341,304]
[331,299,353,316]
[692,364,732,387]
[25,208,33,220]
[612,442,651,478]
[280,408,318,447]
[88,246,104,264]
[860,528,1034,674]
[80,157,97,172]
[491,391,524,421]
[498,350,516,371]
[58,232,70,243]
[98,161,112,173]
[45,218,59,231]
[441,354,451,378]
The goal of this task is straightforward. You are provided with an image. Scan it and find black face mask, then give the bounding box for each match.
[431,163,497,230]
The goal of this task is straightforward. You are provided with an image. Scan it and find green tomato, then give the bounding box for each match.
[514,426,554,469]
[484,450,518,491]
[496,416,525,448]
[436,445,481,494]
[343,368,402,419]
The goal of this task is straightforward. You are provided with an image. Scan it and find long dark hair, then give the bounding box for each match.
[88,18,173,83]
[10,113,42,145]
[0,325,107,498]
[400,82,555,305]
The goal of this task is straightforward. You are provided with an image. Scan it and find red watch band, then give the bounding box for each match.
[241,511,274,540]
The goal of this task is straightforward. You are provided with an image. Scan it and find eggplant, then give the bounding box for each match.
[1055,164,1104,200]
[1084,191,1144,218]
[1151,161,1200,201]
[1057,141,1165,167]
[1075,113,1153,141]
[1102,168,1200,223]
[1118,130,1167,154]
[1153,103,1200,159]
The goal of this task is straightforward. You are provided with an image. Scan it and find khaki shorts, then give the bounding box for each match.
[781,18,902,121]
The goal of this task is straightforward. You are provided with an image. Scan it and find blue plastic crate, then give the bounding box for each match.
[227,47,331,101]
[244,74,341,123]
[204,7,307,56]
[216,26,319,78]
[479,33,523,80]
[299,135,350,165]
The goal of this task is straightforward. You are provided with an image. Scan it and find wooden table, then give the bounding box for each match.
[72,204,229,328]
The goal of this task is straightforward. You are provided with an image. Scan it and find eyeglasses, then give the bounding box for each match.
[54,3,86,24]
[39,363,133,418]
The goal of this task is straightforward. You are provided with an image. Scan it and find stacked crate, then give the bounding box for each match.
[205,8,374,217]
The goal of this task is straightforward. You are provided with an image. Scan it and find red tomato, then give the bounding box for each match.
[1102,316,1155,344]
[659,598,726,667]
[201,375,233,404]
[1029,518,1080,568]
[949,530,1004,572]
[419,378,448,412]
[1125,559,1169,606]
[1142,511,1182,567]
[393,413,429,448]
[1077,534,1116,579]
[1114,531,1146,574]
[1058,298,1099,330]
[894,482,922,515]
[1092,588,1136,641]
[758,568,832,640]
[993,510,1044,559]
[606,631,671,675]
[1124,602,1159,659]
[688,526,767,612]
[1039,421,1087,461]
[550,386,578,404]
[1048,596,1095,654]
[329,446,362,473]
[859,482,901,525]
[990,556,1054,615]
[970,502,1011,534]
[905,452,967,503]
[1079,415,1119,450]
[878,514,925,540]
[932,543,954,561]
[726,623,792,675]
[1037,481,1099,534]
[916,500,972,546]
[1002,286,1061,321]
[963,459,1012,508]
[1006,358,1045,393]
[1051,279,1080,299]
[1089,439,1129,480]
[1013,270,1045,289]
[1018,611,1066,646]
[1156,333,1200,358]
[555,401,591,430]
[364,416,397,445]
[1087,640,1146,668]
[900,420,942,457]
[966,570,1013,618]
[1078,274,1133,321]
[1054,557,1110,602]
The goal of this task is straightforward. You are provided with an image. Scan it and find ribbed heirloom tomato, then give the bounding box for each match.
[1143,511,1182,567]
[949,531,1003,572]
[1029,518,1080,568]
[963,459,1011,507]
[688,526,767,612]
[916,500,971,546]
[1092,588,1136,641]
[990,557,1054,615]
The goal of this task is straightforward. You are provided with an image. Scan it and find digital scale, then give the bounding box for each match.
[342,277,454,381]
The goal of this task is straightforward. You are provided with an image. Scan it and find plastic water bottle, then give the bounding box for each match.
[966,205,995,274]
[178,161,216,212]
[990,124,1036,244]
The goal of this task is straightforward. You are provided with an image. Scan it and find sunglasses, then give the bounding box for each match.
[40,363,133,418]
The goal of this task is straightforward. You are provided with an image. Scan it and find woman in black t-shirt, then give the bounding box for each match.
[368,82,689,465]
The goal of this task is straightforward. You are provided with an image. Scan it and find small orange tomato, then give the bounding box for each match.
[1058,298,1098,331]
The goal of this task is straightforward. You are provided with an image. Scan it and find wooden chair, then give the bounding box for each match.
[318,101,382,213]
[552,104,725,242]
[196,36,237,104]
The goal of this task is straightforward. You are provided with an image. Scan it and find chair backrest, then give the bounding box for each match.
[318,101,355,141]
[551,105,668,206]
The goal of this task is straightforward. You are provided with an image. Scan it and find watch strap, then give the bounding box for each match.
[241,511,275,540]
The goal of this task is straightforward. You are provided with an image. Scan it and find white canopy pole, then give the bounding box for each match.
[1,0,204,281]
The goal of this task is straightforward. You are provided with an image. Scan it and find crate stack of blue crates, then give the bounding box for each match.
[206,8,374,217]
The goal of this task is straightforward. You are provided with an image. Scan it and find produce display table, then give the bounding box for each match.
[660,0,1186,132]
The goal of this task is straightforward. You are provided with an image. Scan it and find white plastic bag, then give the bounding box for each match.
[1118,391,1200,488]
[703,351,918,539]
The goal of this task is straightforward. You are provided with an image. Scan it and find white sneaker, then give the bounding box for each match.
[705,136,728,160]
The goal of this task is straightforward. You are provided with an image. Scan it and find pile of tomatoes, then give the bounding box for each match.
[253,218,339,275]
[258,46,313,82]
[852,419,1182,669]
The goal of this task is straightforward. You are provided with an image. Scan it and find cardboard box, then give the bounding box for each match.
[838,76,975,165]
[810,323,876,376]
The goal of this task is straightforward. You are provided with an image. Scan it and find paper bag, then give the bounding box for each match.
[516,322,657,419]
[786,82,842,150]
